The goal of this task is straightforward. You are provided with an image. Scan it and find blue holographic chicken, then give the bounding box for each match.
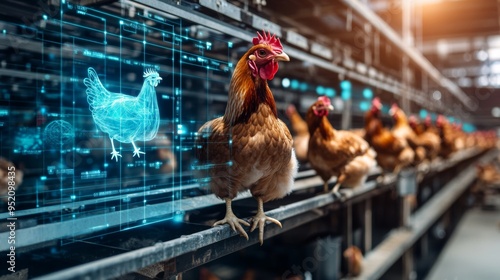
[83,67,162,161]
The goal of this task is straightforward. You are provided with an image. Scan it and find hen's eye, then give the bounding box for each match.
[258,49,267,57]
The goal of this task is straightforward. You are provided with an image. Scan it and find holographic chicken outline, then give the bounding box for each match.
[83,67,162,161]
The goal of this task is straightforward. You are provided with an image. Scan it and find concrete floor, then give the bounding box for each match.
[426,197,500,280]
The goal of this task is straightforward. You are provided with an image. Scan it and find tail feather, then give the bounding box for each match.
[83,67,110,112]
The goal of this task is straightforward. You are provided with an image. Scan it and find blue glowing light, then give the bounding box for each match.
[42,15,48,20]
[70,195,76,200]
[430,113,437,121]
[362,88,373,99]
[340,80,351,91]
[381,105,390,114]
[325,88,336,97]
[341,90,351,100]
[419,109,428,119]
[316,86,325,95]
[291,79,299,90]
[83,67,161,161]
[359,101,370,111]
[173,212,184,223]
[282,78,290,88]
[177,124,187,135]
[462,123,476,133]
[299,82,308,92]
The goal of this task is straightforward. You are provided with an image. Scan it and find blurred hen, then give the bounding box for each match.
[364,98,413,176]
[286,104,309,163]
[306,97,372,194]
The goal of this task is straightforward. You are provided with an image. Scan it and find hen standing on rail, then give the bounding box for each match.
[390,103,425,165]
[84,68,162,161]
[364,98,413,177]
[194,31,298,245]
[306,96,370,195]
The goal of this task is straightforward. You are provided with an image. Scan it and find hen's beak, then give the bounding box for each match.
[274,52,290,62]
[158,77,163,80]
[328,104,334,110]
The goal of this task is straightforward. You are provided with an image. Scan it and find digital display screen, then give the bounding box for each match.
[0,0,237,245]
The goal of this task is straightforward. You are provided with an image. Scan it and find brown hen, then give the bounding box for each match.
[306,96,370,195]
[194,31,298,245]
[364,98,413,175]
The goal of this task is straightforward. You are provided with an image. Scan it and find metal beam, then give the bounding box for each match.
[31,147,485,280]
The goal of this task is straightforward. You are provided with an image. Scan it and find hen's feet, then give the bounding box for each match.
[250,212,282,245]
[110,150,122,161]
[213,198,250,240]
[331,182,346,200]
[132,148,145,158]
[131,141,145,158]
[332,190,346,200]
[251,197,282,245]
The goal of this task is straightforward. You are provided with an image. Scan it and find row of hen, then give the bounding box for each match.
[287,96,498,195]
[193,30,497,247]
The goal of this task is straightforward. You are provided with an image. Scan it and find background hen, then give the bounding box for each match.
[84,68,162,161]
[409,116,441,162]
[194,31,297,245]
[390,103,425,165]
[364,98,413,177]
[436,115,459,159]
[306,96,370,195]
[286,104,309,163]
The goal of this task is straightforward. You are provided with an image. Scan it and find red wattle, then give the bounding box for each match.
[260,61,279,80]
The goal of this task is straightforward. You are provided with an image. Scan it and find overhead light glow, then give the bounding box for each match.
[492,107,500,118]
[282,78,290,88]
[432,90,442,100]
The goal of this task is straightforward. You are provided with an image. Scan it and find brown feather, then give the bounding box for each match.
[194,43,297,203]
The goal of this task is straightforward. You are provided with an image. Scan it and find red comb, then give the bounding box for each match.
[318,96,331,105]
[253,30,283,52]
[372,97,382,109]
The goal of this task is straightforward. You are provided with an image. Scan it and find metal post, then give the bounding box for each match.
[421,232,428,258]
[402,0,412,114]
[364,198,372,251]
[403,248,414,280]
[398,168,417,228]
[341,98,352,130]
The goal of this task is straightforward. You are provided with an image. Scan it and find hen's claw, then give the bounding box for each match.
[214,198,250,240]
[110,151,122,161]
[250,212,282,245]
[132,148,145,158]
[251,197,282,245]
[213,215,250,240]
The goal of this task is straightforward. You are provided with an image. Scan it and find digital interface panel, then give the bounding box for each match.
[0,0,236,245]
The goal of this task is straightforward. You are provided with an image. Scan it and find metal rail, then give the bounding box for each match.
[340,0,477,111]
[0,170,325,251]
[353,148,498,280]
[31,148,485,280]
